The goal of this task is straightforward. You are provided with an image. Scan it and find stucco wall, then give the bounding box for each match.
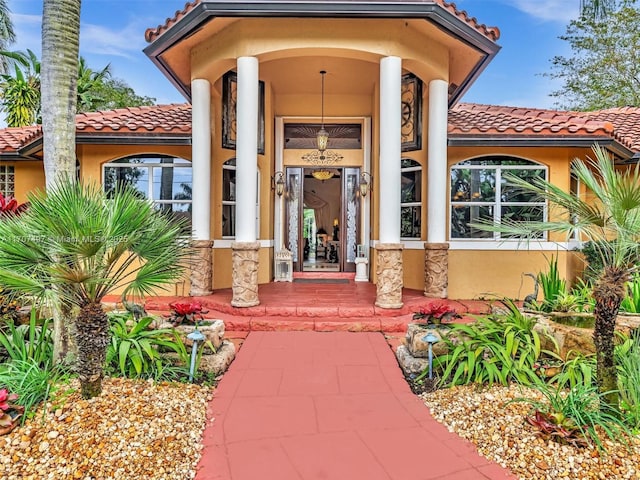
[13,161,46,202]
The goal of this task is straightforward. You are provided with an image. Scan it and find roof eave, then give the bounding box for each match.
[1,132,192,161]
[76,133,192,146]
[143,1,500,103]
[449,135,635,159]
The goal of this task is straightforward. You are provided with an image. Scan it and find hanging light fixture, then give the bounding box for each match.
[311,168,335,181]
[316,71,329,153]
[303,70,343,166]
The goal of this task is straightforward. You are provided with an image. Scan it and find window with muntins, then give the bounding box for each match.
[0,165,14,197]
[222,159,236,237]
[401,158,422,239]
[102,155,192,227]
[222,158,260,238]
[450,157,547,240]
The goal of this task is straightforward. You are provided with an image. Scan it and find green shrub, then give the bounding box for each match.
[616,334,640,430]
[106,313,189,381]
[0,309,53,368]
[537,255,567,313]
[513,383,632,451]
[620,272,640,314]
[569,278,595,313]
[547,350,596,390]
[0,358,68,423]
[431,299,548,387]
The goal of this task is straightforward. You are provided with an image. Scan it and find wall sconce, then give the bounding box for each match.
[272,171,285,196]
[359,171,373,197]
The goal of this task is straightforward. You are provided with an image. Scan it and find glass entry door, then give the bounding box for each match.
[284,167,361,272]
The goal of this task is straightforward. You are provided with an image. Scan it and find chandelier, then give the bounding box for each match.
[311,168,335,181]
[302,70,343,166]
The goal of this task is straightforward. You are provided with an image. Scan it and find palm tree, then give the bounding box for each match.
[473,145,640,408]
[0,180,189,398]
[0,0,16,74]
[41,0,81,363]
[76,57,112,112]
[41,0,81,189]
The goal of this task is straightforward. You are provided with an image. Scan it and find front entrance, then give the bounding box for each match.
[284,167,360,273]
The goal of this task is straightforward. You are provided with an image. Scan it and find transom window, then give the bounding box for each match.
[450,157,547,240]
[401,159,422,239]
[103,155,192,226]
[0,165,14,197]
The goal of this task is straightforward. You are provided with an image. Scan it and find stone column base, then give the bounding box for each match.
[375,243,404,309]
[189,240,213,296]
[231,241,260,307]
[424,242,449,298]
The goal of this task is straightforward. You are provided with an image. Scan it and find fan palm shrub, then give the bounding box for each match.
[472,144,640,408]
[0,180,189,398]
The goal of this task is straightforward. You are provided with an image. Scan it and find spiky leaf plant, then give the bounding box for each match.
[471,144,640,409]
[0,180,189,398]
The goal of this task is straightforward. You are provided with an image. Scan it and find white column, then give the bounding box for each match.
[427,79,449,243]
[379,56,402,244]
[235,57,259,243]
[191,78,211,241]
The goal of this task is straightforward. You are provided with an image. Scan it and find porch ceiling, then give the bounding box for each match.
[260,57,378,95]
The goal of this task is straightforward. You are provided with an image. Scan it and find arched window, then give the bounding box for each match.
[221,158,260,238]
[102,155,192,226]
[450,157,547,240]
[401,158,422,239]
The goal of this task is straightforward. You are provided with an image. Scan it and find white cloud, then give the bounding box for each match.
[80,22,147,59]
[12,13,42,54]
[509,0,580,23]
[11,12,147,60]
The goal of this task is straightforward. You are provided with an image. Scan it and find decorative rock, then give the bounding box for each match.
[395,344,429,375]
[176,320,225,351]
[533,313,640,358]
[405,323,451,358]
[198,340,236,375]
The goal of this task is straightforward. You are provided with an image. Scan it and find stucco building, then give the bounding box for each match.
[1,0,639,306]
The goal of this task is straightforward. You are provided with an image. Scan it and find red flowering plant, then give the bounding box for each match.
[412,301,460,326]
[0,192,28,218]
[0,388,23,435]
[167,300,208,326]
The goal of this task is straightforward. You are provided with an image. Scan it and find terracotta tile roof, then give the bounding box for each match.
[144,0,500,43]
[145,0,199,43]
[75,104,191,134]
[2,103,640,157]
[449,103,634,151]
[571,107,640,152]
[0,104,191,155]
[0,126,41,153]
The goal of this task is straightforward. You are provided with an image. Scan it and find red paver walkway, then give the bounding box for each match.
[195,331,516,480]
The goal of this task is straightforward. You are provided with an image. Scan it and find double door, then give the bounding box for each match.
[284,167,361,272]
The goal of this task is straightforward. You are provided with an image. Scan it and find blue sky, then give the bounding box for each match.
[8,0,580,109]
